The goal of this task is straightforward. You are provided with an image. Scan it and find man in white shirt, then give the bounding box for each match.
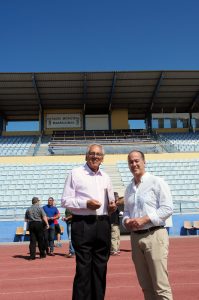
[61,143,116,300]
[122,150,173,300]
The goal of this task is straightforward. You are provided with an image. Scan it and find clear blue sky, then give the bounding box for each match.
[1,0,199,73]
[2,0,199,131]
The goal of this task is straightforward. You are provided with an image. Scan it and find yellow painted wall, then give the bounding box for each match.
[111,109,128,129]
[1,152,198,165]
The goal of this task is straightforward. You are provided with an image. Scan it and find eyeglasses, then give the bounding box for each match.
[88,152,104,157]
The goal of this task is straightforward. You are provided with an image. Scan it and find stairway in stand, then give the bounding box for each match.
[104,164,125,197]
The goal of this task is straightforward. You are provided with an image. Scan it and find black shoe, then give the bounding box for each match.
[28,257,35,260]
[40,254,46,259]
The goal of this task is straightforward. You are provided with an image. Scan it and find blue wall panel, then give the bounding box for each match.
[169,214,199,236]
[0,221,68,243]
[0,214,199,243]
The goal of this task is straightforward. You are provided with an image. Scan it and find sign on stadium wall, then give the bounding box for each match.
[46,113,81,128]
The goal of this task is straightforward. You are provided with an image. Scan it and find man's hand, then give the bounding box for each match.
[124,216,150,230]
[62,215,72,222]
[44,224,49,230]
[87,200,102,210]
[124,219,135,230]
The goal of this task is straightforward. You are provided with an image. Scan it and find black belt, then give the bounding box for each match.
[133,226,164,234]
[30,221,43,223]
[72,215,109,222]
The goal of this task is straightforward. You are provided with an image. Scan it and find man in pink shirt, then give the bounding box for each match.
[61,143,116,300]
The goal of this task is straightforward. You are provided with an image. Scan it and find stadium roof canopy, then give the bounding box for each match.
[0,70,199,121]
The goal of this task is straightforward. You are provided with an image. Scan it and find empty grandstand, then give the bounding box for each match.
[1,70,199,242]
[157,132,199,152]
[0,135,35,156]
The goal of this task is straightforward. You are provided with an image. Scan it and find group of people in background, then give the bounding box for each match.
[25,197,75,260]
[25,143,173,300]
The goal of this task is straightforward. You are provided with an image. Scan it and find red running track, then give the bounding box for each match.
[0,237,199,300]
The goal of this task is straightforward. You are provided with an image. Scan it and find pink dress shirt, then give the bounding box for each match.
[61,164,115,215]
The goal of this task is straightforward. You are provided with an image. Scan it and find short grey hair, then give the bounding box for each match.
[86,144,105,155]
[32,197,39,204]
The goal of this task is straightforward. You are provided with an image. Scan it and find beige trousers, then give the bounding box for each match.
[131,227,173,300]
[111,224,120,252]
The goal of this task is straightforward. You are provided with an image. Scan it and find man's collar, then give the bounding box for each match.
[84,163,102,175]
[133,172,148,184]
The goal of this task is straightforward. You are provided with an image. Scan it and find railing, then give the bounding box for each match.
[155,132,199,153]
[153,132,178,153]
[173,200,199,214]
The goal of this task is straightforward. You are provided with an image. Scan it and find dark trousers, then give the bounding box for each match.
[71,215,111,300]
[29,221,45,258]
[43,227,55,252]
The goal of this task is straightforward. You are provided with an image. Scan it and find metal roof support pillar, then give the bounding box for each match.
[108,72,117,130]
[39,109,44,133]
[158,119,164,128]
[189,91,199,111]
[32,73,43,134]
[82,114,86,130]
[147,72,165,133]
[146,112,152,133]
[171,119,177,128]
[83,104,86,130]
[189,112,193,132]
[82,73,87,130]
[0,115,5,134]
[108,113,111,130]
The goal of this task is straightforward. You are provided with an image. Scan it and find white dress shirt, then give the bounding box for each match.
[122,172,173,229]
[61,164,115,215]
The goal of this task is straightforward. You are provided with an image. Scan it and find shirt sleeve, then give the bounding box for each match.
[106,175,115,203]
[41,207,46,218]
[61,171,88,210]
[122,185,131,228]
[147,178,173,226]
[55,208,60,215]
